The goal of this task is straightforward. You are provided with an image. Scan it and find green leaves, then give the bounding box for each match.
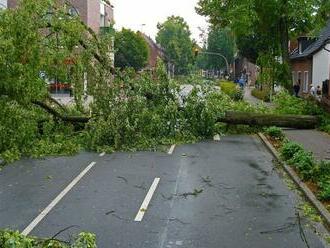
[114,28,149,71]
[0,229,97,248]
[156,16,194,75]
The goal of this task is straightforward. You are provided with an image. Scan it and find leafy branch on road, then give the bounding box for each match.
[0,229,97,248]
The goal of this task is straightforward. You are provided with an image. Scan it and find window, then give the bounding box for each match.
[68,7,79,17]
[297,71,302,85]
[100,2,106,27]
[100,14,106,27]
[304,71,309,93]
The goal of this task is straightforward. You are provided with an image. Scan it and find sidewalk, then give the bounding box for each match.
[284,129,330,161]
[243,87,274,108]
[243,87,330,161]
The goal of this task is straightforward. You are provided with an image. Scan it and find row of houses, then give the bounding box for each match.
[2,0,115,33]
[233,20,330,109]
[290,20,330,108]
[1,0,166,73]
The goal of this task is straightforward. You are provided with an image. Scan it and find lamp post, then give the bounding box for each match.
[196,50,230,78]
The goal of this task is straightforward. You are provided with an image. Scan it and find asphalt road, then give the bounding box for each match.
[0,135,329,247]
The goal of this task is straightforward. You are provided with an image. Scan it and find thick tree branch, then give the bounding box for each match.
[32,100,90,123]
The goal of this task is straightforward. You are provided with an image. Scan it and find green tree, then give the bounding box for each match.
[156,16,194,75]
[114,29,149,71]
[205,26,235,70]
[0,0,114,106]
[196,0,330,88]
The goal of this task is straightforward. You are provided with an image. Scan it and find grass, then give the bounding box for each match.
[219,81,243,101]
[251,88,270,102]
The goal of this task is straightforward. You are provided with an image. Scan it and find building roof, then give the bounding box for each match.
[140,33,165,53]
[290,20,330,60]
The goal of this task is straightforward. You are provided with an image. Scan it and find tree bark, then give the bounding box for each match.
[218,111,319,129]
[32,100,90,124]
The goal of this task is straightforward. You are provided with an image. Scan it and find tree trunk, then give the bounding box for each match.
[278,0,292,90]
[218,111,319,129]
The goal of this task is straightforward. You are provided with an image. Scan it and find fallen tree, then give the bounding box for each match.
[218,111,319,129]
[32,100,90,124]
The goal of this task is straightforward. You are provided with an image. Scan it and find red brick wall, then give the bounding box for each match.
[68,0,88,24]
[7,0,17,8]
[291,58,313,94]
[87,0,99,32]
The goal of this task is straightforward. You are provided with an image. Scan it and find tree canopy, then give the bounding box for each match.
[196,0,330,87]
[196,26,235,70]
[156,16,194,75]
[0,0,113,106]
[114,29,149,71]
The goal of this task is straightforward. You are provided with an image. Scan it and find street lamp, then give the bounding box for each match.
[196,50,230,77]
[140,24,146,33]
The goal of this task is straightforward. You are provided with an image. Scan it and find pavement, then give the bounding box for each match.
[284,129,330,161]
[243,87,274,108]
[0,135,329,247]
[244,87,330,161]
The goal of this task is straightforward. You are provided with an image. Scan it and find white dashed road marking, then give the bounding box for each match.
[134,178,160,222]
[99,152,106,157]
[22,161,96,236]
[168,145,176,155]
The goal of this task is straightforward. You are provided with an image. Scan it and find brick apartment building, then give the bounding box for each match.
[7,0,114,32]
[140,33,166,69]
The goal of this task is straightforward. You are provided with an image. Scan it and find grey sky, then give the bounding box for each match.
[111,0,208,43]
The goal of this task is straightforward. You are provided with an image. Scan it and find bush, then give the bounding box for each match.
[319,182,330,200]
[264,126,284,140]
[220,81,243,101]
[251,88,270,102]
[0,98,38,157]
[288,150,315,180]
[314,161,330,200]
[280,141,304,161]
[0,230,97,248]
[273,91,323,115]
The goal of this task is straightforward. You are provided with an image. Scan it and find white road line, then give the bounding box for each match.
[168,144,176,155]
[134,178,160,222]
[99,152,106,157]
[22,161,96,236]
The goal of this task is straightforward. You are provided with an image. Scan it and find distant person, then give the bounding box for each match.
[293,80,301,97]
[239,77,245,89]
[310,85,316,96]
[316,85,322,96]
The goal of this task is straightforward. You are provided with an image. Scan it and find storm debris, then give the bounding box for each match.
[117,176,128,184]
[179,188,203,198]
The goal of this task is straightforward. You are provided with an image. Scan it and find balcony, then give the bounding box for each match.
[100,26,115,36]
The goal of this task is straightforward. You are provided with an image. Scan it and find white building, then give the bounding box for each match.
[290,20,330,90]
[0,0,7,9]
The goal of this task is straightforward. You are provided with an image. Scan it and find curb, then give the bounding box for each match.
[258,132,330,228]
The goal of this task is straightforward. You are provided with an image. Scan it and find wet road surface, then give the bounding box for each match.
[0,135,329,247]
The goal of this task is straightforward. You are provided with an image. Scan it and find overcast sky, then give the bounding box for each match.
[111,0,208,44]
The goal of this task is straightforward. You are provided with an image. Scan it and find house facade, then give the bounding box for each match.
[7,0,114,33]
[234,56,258,86]
[140,33,166,69]
[290,21,330,95]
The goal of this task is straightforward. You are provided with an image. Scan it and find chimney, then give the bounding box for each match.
[297,36,316,54]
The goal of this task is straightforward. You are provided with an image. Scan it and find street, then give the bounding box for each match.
[0,135,329,247]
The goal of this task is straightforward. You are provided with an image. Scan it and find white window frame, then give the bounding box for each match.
[297,71,302,84]
[303,71,309,93]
